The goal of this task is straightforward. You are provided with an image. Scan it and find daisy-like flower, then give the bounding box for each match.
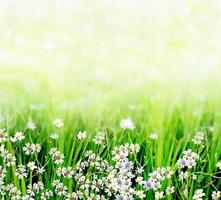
[212,191,221,200]
[15,131,25,141]
[40,189,53,200]
[27,120,36,130]
[0,166,6,179]
[216,162,221,170]
[77,131,87,140]
[192,132,204,145]
[21,195,34,200]
[0,128,8,143]
[23,143,35,155]
[155,191,164,199]
[179,171,189,180]
[136,190,146,199]
[15,165,27,179]
[93,131,105,144]
[49,148,64,164]
[166,186,175,195]
[120,118,135,130]
[27,162,37,171]
[36,166,45,174]
[50,133,59,140]
[9,187,21,200]
[193,189,205,200]
[149,133,158,139]
[5,153,16,167]
[53,119,64,128]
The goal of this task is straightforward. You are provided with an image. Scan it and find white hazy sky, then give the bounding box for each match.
[0,0,221,85]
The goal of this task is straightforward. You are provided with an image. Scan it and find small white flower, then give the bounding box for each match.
[27,121,36,130]
[166,186,175,195]
[27,162,37,171]
[53,119,64,128]
[192,132,204,145]
[155,191,164,199]
[120,118,135,130]
[216,162,221,170]
[77,131,87,140]
[93,131,105,144]
[193,189,205,200]
[212,191,221,200]
[0,128,8,143]
[50,133,59,140]
[14,132,25,141]
[149,133,158,139]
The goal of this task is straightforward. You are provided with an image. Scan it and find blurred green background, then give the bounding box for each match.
[0,0,221,126]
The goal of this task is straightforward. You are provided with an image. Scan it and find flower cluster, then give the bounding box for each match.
[0,118,220,200]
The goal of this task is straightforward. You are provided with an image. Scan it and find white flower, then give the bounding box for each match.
[155,191,164,199]
[5,153,16,167]
[166,186,175,195]
[192,132,204,145]
[36,167,45,174]
[0,128,8,143]
[53,119,64,128]
[216,162,221,170]
[77,131,87,140]
[50,133,59,139]
[149,133,158,139]
[93,131,105,144]
[14,132,25,141]
[120,118,135,130]
[212,191,221,200]
[193,189,205,200]
[15,165,27,179]
[27,120,36,130]
[27,162,37,171]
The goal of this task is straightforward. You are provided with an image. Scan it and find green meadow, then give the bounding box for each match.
[0,0,221,199]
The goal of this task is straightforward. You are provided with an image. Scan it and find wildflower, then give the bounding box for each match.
[149,133,158,139]
[136,190,146,199]
[192,174,197,180]
[193,189,205,200]
[216,162,221,170]
[40,189,53,200]
[0,128,8,143]
[155,191,164,199]
[192,132,204,145]
[5,153,16,167]
[14,131,25,141]
[93,131,105,144]
[0,166,6,179]
[77,131,87,140]
[15,165,27,179]
[27,162,37,171]
[22,195,34,200]
[179,171,189,180]
[23,143,35,155]
[49,148,64,164]
[36,166,45,174]
[166,186,175,195]
[212,191,221,200]
[120,118,135,130]
[50,133,59,139]
[27,120,36,130]
[53,119,64,128]
[54,182,68,196]
[9,187,22,200]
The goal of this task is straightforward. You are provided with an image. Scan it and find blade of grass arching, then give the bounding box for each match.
[67,139,76,166]
[72,142,83,165]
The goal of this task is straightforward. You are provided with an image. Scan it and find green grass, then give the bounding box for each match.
[0,82,220,199]
[0,1,221,199]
